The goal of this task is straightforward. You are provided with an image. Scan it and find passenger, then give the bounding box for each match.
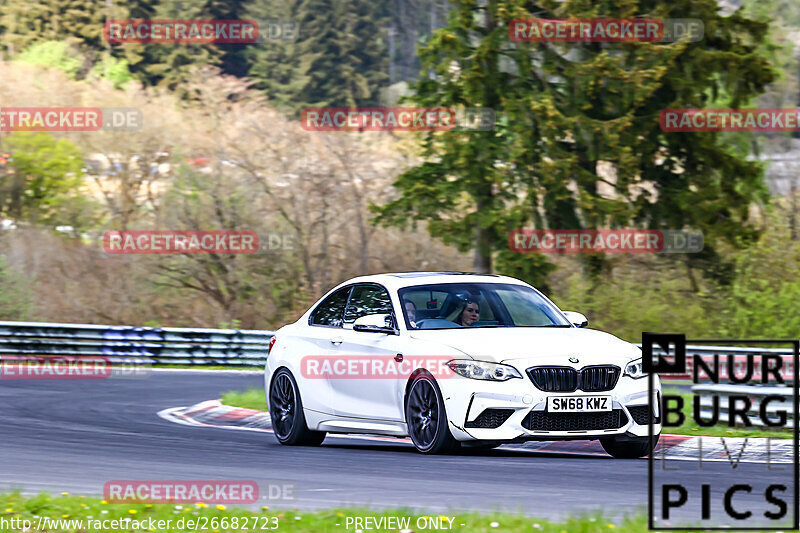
[404,300,418,328]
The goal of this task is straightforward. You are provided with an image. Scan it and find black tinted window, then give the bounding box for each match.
[344,285,393,324]
[311,287,351,327]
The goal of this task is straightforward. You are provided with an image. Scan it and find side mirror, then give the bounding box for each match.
[562,311,588,328]
[353,314,397,335]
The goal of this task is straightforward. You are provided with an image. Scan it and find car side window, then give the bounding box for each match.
[343,284,393,325]
[310,287,352,327]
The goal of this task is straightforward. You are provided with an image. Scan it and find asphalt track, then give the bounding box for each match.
[0,370,796,525]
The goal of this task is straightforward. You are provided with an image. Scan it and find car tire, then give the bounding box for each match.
[269,368,326,446]
[405,373,460,454]
[600,433,660,458]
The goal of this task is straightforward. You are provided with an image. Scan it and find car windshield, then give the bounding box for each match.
[398,282,571,330]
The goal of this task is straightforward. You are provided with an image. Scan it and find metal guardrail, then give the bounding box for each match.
[0,321,274,367]
[0,321,795,373]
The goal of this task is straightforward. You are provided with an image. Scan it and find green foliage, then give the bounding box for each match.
[294,0,389,108]
[104,0,159,84]
[0,491,648,533]
[494,248,557,291]
[243,0,306,111]
[136,0,222,92]
[245,0,390,111]
[717,214,800,338]
[551,264,714,343]
[15,40,82,78]
[90,54,134,88]
[549,207,800,342]
[0,132,86,227]
[0,0,107,59]
[0,255,33,320]
[374,0,778,285]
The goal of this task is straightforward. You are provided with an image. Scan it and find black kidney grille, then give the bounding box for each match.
[527,365,620,392]
[527,367,578,392]
[465,408,515,429]
[523,409,628,431]
[580,366,620,392]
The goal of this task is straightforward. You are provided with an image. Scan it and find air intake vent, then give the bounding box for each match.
[628,405,660,425]
[523,409,628,431]
[465,408,515,429]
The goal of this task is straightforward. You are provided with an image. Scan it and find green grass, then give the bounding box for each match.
[221,387,268,411]
[0,492,658,532]
[662,389,794,439]
[154,365,262,371]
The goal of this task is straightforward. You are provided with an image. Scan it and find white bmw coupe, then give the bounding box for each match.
[264,272,661,457]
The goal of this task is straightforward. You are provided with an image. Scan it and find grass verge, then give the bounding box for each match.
[662,389,793,439]
[154,365,262,371]
[0,492,653,532]
[221,387,268,411]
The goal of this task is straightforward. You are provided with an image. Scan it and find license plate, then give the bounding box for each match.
[547,395,611,412]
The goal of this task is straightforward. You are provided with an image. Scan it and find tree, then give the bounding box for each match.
[0,132,86,226]
[106,0,160,85]
[135,0,224,92]
[385,0,452,83]
[0,0,107,60]
[245,0,390,112]
[242,0,307,111]
[374,0,777,284]
[153,163,304,325]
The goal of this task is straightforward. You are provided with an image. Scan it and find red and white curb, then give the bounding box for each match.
[158,400,794,463]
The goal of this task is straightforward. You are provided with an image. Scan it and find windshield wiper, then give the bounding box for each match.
[534,324,573,328]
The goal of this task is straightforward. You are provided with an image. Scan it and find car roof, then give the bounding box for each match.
[331,272,530,292]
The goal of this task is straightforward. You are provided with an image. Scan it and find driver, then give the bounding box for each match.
[451,299,480,327]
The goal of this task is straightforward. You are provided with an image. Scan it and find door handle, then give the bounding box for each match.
[330,336,343,345]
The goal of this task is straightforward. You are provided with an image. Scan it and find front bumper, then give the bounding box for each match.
[440,371,662,442]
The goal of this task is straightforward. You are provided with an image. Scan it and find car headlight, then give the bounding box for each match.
[624,358,646,379]
[446,360,523,381]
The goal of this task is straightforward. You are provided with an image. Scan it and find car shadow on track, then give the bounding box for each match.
[315,440,617,460]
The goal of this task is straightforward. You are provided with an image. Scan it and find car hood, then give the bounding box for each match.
[409,327,640,367]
